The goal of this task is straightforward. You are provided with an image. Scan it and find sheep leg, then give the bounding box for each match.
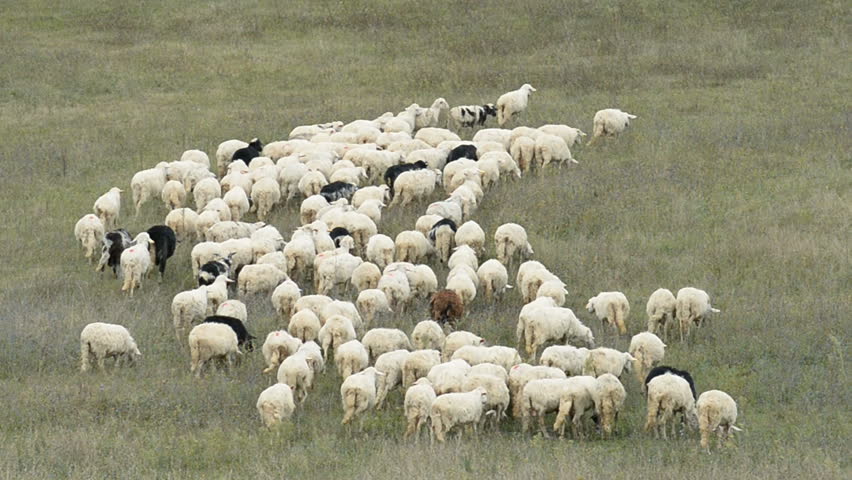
[537,413,549,438]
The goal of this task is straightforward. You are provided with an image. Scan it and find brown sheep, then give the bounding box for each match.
[430,290,464,327]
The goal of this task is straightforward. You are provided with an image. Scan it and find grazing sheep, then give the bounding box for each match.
[427,359,472,395]
[476,259,512,301]
[442,331,484,362]
[552,376,599,439]
[298,171,329,198]
[355,289,392,328]
[402,349,442,388]
[510,135,536,173]
[426,198,463,225]
[586,291,630,335]
[283,230,316,282]
[645,366,697,399]
[216,139,248,176]
[119,232,154,297]
[131,164,169,215]
[238,264,288,297]
[93,187,122,230]
[430,289,464,328]
[231,138,263,166]
[394,230,434,265]
[320,181,359,204]
[414,128,458,149]
[96,228,132,276]
[448,244,478,272]
[448,104,497,131]
[520,378,573,436]
[164,208,199,242]
[508,364,567,418]
[411,320,445,351]
[389,169,441,207]
[294,294,333,320]
[538,124,586,148]
[161,180,186,210]
[216,300,247,324]
[645,373,698,439]
[594,373,627,438]
[539,346,590,376]
[146,225,177,279]
[428,218,457,264]
[351,262,381,292]
[202,275,231,314]
[454,221,486,256]
[361,328,411,363]
[188,322,242,377]
[222,186,250,222]
[451,345,522,372]
[277,350,316,404]
[80,322,141,372]
[317,315,357,361]
[329,167,367,187]
[676,287,721,341]
[494,223,534,270]
[261,330,302,374]
[320,300,364,334]
[335,340,369,379]
[196,254,231,286]
[374,349,411,408]
[588,108,637,145]
[271,279,301,326]
[536,280,568,307]
[288,309,322,344]
[74,214,104,263]
[202,315,255,351]
[515,296,558,351]
[203,198,232,223]
[520,306,595,361]
[496,84,536,126]
[256,383,296,428]
[469,363,509,383]
[430,387,489,443]
[192,177,222,212]
[583,347,636,379]
[646,288,678,340]
[251,177,280,221]
[404,378,437,439]
[172,286,210,343]
[180,149,210,168]
[628,332,666,383]
[446,268,477,306]
[697,390,742,451]
[534,133,577,169]
[340,367,384,427]
[351,185,390,209]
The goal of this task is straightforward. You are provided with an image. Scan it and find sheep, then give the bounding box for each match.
[536,280,568,307]
[172,286,210,343]
[448,104,497,131]
[430,289,464,328]
[425,198,463,226]
[628,332,666,383]
[374,349,411,408]
[361,328,411,363]
[216,139,248,176]
[298,195,329,225]
[164,208,200,242]
[351,185,390,209]
[298,171,329,198]
[646,288,677,340]
[237,264,288,297]
[404,378,437,439]
[472,128,512,150]
[74,214,104,263]
[180,149,210,167]
[261,330,302,374]
[594,373,627,438]
[283,229,316,282]
[203,275,232,314]
[335,340,369,379]
[350,150,402,183]
[428,218,457,264]
[96,229,132,276]
[277,350,317,404]
[146,225,177,279]
[315,248,363,296]
[355,289,392,328]
[320,300,364,334]
[202,315,255,351]
[442,331,484,362]
[494,223,534,270]
[588,108,638,145]
[188,322,242,377]
[383,105,419,135]
[216,300,247,324]
[402,349,442,388]
[231,138,263,166]
[586,291,630,335]
[448,244,478,272]
[476,259,512,301]
[130,164,169,215]
[256,251,288,277]
[356,199,384,225]
[394,230,434,264]
[534,133,577,169]
[317,314,357,361]
[294,294,333,320]
[520,377,574,436]
[340,366,384,427]
[289,122,341,140]
[79,322,141,372]
[520,306,595,361]
[515,296,557,351]
[389,169,441,207]
[411,320,445,351]
[583,347,636,379]
[452,345,522,372]
[287,309,321,344]
[195,210,221,238]
[196,254,231,286]
[645,373,698,439]
[478,151,519,186]
[508,364,567,418]
[676,287,721,341]
[539,346,590,376]
[496,84,536,126]
[320,181,359,204]
[427,359,472,395]
[696,390,742,451]
[93,187,122,230]
[351,262,381,292]
[119,232,154,297]
[645,366,697,399]
[538,124,586,148]
[202,198,232,222]
[414,127,459,148]
[510,135,536,173]
[161,180,186,210]
[256,383,296,429]
[384,160,427,191]
[415,98,450,129]
[430,387,489,443]
[469,363,509,383]
[299,341,325,375]
[222,186,250,222]
[250,177,280,221]
[552,376,599,439]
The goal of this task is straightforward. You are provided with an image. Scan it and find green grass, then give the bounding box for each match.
[0,0,850,478]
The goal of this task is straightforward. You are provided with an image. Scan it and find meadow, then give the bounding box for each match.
[0,1,849,478]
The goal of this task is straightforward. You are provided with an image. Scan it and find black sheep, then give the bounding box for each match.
[146,225,176,278]
[231,138,263,166]
[447,144,478,164]
[203,315,255,351]
[97,229,132,277]
[644,366,697,399]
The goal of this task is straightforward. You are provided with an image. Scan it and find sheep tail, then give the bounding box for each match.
[80,341,92,372]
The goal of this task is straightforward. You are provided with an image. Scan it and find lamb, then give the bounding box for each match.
[237,264,288,297]
[188,322,242,377]
[448,104,497,131]
[645,373,698,439]
[261,330,302,373]
[335,340,369,379]
[161,180,187,210]
[508,364,567,418]
[583,347,636,379]
[414,127,459,148]
[453,221,486,257]
[394,230,434,264]
[586,291,630,335]
[404,378,437,439]
[317,314,357,360]
[361,328,411,363]
[277,350,317,404]
[80,322,141,372]
[510,135,536,173]
[146,225,177,278]
[552,376,599,438]
[494,223,534,270]
[250,177,281,221]
[351,262,381,292]
[428,218,457,264]
[374,349,411,408]
[164,208,200,242]
[202,315,255,351]
[676,287,721,341]
[96,228,132,276]
[588,108,638,145]
[389,169,441,207]
[645,366,697,399]
[411,320,445,351]
[256,383,296,428]
[93,187,122,230]
[520,305,595,361]
[216,139,248,177]
[427,359,472,395]
[402,349,442,388]
[287,309,322,343]
[520,378,574,436]
[442,331,484,362]
[74,214,104,263]
[594,373,627,437]
[171,286,210,343]
[476,259,512,301]
[628,332,666,383]
[130,163,169,215]
[119,232,154,297]
[340,367,384,426]
[452,345,522,372]
[696,390,742,451]
[430,289,464,328]
[414,98,450,129]
[355,289,393,328]
[646,288,678,340]
[538,124,586,148]
[534,133,577,169]
[539,345,590,376]
[430,387,489,443]
[496,84,536,126]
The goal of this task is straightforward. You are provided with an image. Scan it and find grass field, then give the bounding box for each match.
[0,0,850,478]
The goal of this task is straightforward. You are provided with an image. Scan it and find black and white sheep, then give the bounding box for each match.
[96,229,132,277]
[448,104,497,130]
[320,181,359,203]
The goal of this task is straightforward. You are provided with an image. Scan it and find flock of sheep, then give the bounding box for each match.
[73,84,739,451]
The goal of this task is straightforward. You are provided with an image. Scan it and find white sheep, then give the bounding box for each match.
[222,186,250,222]
[164,208,200,242]
[461,374,510,428]
[330,166,368,186]
[520,377,574,436]
[514,296,558,352]
[539,345,590,376]
[298,195,329,225]
[494,223,534,270]
[278,162,308,203]
[351,262,381,292]
[374,349,411,408]
[402,349,441,388]
[429,221,456,265]
[477,152,517,187]
[294,294,333,320]
[451,346,521,373]
[469,363,509,383]
[130,163,169,215]
[319,300,363,334]
[586,291,631,335]
[427,359,472,395]
[277,350,316,404]
[283,230,316,282]
[216,299,247,323]
[496,84,536,126]
[594,373,627,437]
[411,320,445,351]
[256,383,296,428]
[161,180,187,210]
[676,287,721,341]
[697,390,742,451]
[261,330,302,374]
[351,185,390,209]
[442,331,484,361]
[335,340,369,379]
[119,232,154,297]
[287,309,321,344]
[588,108,638,145]
[317,315,357,361]
[237,264,288,297]
[74,214,104,263]
[394,230,434,264]
[446,269,477,306]
[516,261,553,303]
[188,322,242,377]
[476,259,512,301]
[538,124,586,148]
[583,347,636,379]
[404,378,436,439]
[552,376,599,438]
[80,322,141,372]
[180,149,210,168]
[340,366,384,427]
[92,187,122,230]
[508,364,567,418]
[415,98,450,130]
[451,222,484,257]
[298,170,329,198]
[389,169,442,207]
[203,198,232,222]
[646,288,677,340]
[193,177,221,212]
[204,220,263,243]
[628,332,666,383]
[204,275,231,313]
[430,387,489,443]
[216,139,248,176]
[361,328,411,363]
[355,289,392,328]
[171,286,210,343]
[314,248,363,296]
[250,177,281,221]
[356,199,384,225]
[425,198,463,225]
[535,280,568,307]
[645,373,698,439]
[448,244,478,272]
[534,133,577,169]
[510,135,536,173]
[520,305,595,361]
